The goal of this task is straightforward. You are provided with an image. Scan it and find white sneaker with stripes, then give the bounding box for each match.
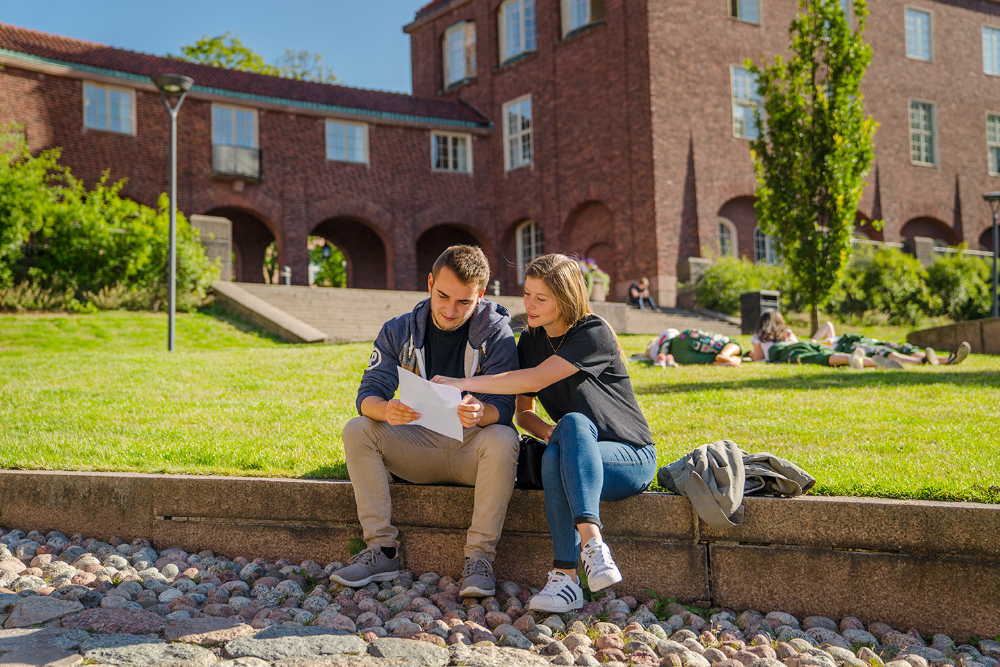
[527,570,585,613]
[581,537,622,591]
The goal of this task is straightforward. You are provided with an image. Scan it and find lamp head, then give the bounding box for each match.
[984,192,1000,215]
[322,244,332,260]
[151,74,194,94]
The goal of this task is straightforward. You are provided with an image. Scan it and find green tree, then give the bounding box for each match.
[747,0,878,331]
[309,239,346,287]
[174,33,336,83]
[173,32,280,76]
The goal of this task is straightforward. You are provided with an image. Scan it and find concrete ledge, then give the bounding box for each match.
[211,281,328,344]
[0,470,997,639]
[907,318,997,355]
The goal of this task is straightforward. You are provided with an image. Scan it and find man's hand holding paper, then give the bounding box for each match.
[397,367,464,441]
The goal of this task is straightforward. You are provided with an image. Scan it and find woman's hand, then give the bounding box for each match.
[431,375,467,391]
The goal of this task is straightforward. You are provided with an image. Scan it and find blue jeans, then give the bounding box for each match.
[541,413,658,568]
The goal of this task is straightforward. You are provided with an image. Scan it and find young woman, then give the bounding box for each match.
[432,254,657,612]
[750,310,878,368]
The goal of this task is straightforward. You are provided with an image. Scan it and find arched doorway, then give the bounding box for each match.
[980,228,995,252]
[206,206,277,283]
[308,237,347,288]
[416,225,482,285]
[900,217,958,246]
[311,217,388,289]
[718,197,758,261]
[561,202,616,294]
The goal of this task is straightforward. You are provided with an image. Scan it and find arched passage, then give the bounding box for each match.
[416,225,482,285]
[206,206,277,283]
[901,217,958,246]
[979,228,995,252]
[718,197,758,261]
[311,217,388,289]
[561,201,617,289]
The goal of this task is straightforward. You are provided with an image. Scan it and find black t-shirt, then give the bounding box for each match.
[424,314,471,379]
[516,315,653,448]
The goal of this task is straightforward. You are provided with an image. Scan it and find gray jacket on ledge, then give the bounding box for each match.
[657,440,816,530]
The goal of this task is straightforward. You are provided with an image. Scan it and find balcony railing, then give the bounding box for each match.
[212,144,262,182]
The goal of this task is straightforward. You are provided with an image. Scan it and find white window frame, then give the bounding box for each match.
[729,0,761,25]
[212,103,259,148]
[516,219,544,284]
[754,226,777,264]
[499,0,537,64]
[840,0,853,23]
[731,66,761,140]
[718,218,738,257]
[443,21,476,88]
[431,132,473,173]
[503,95,533,171]
[560,0,602,38]
[325,120,369,164]
[908,99,937,167]
[905,6,933,62]
[988,112,1000,176]
[984,24,1000,76]
[82,82,136,135]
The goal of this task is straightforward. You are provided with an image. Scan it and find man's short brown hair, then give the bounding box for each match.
[432,245,490,289]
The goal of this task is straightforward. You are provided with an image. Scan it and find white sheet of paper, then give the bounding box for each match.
[397,366,464,442]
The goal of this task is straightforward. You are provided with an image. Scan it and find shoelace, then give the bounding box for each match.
[538,570,573,596]
[347,546,380,567]
[583,542,614,571]
[463,557,493,578]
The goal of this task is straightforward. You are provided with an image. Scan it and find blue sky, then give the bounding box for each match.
[0,0,423,93]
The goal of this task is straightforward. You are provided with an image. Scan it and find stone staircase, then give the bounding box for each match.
[214,282,740,343]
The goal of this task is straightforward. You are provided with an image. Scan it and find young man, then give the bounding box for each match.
[333,245,519,598]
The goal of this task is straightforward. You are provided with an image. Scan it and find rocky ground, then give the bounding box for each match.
[0,528,998,667]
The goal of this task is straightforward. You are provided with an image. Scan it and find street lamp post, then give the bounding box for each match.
[983,192,1000,319]
[151,74,194,352]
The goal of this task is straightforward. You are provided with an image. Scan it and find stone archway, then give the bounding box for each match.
[561,201,617,291]
[206,206,278,284]
[901,217,959,246]
[311,217,388,289]
[979,228,995,252]
[718,197,758,261]
[415,225,484,286]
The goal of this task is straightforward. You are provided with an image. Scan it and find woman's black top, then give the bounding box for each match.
[516,315,653,448]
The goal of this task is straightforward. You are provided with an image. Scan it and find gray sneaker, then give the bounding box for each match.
[872,354,904,370]
[947,341,971,366]
[330,544,400,588]
[459,555,496,597]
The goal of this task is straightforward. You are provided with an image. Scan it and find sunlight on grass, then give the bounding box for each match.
[0,311,997,502]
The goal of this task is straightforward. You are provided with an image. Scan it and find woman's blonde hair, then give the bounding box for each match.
[524,253,624,356]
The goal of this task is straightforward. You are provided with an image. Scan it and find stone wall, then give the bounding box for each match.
[0,471,996,640]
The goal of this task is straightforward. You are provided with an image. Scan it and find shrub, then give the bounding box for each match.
[0,281,81,312]
[692,256,788,315]
[827,247,937,325]
[926,250,992,321]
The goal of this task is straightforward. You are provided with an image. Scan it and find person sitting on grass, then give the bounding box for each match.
[813,321,971,367]
[640,328,746,368]
[750,309,881,369]
[433,254,656,614]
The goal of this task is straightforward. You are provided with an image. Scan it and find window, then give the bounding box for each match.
[499,0,537,63]
[718,219,738,257]
[432,132,471,172]
[561,0,603,37]
[443,22,476,87]
[988,114,1000,175]
[213,104,257,148]
[754,227,777,264]
[731,67,761,139]
[729,0,760,24]
[326,121,367,163]
[83,83,134,134]
[840,0,852,19]
[905,8,932,61]
[516,219,544,284]
[909,100,936,166]
[503,96,533,170]
[984,26,1000,75]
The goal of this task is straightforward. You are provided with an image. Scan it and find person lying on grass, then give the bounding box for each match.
[637,328,746,368]
[750,309,880,369]
[812,321,971,367]
[432,253,656,614]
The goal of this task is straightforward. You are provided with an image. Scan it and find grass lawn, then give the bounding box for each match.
[1,309,997,503]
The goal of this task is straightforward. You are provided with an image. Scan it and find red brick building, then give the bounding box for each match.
[1,0,998,304]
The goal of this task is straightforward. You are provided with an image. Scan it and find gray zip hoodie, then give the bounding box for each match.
[356,297,518,426]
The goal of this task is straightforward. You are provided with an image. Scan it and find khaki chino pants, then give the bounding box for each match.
[342,416,519,560]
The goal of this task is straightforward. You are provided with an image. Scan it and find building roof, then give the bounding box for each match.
[417,0,453,17]
[0,23,488,128]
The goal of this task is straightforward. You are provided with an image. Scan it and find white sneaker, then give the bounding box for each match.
[527,570,585,613]
[849,347,865,370]
[581,537,622,592]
